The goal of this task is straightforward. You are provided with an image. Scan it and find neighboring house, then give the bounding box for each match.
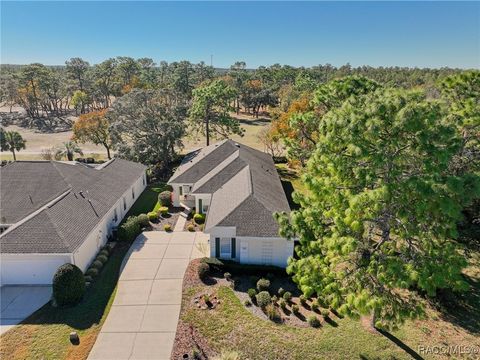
[168,140,293,267]
[0,158,147,285]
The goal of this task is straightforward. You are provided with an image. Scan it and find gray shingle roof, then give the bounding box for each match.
[0,159,146,254]
[170,140,291,237]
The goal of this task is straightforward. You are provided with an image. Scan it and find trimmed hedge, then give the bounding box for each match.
[193,213,206,225]
[99,249,110,257]
[96,254,108,264]
[200,258,286,276]
[137,213,150,227]
[118,216,141,242]
[91,260,103,270]
[86,268,99,277]
[52,263,85,306]
[158,191,172,207]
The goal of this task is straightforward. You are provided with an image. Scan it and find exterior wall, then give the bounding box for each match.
[171,183,194,207]
[0,172,147,286]
[207,227,294,268]
[195,194,211,214]
[0,253,71,285]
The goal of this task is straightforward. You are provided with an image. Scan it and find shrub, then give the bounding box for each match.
[283,291,292,302]
[91,260,103,270]
[279,299,287,310]
[99,249,110,257]
[164,224,172,232]
[137,213,150,227]
[118,216,141,241]
[96,254,108,264]
[311,300,319,312]
[247,288,257,300]
[256,291,271,308]
[292,304,300,315]
[187,224,195,232]
[193,213,206,225]
[265,303,280,321]
[244,299,252,307]
[308,315,321,328]
[299,295,307,306]
[85,282,91,288]
[147,211,158,221]
[52,263,85,306]
[84,275,93,283]
[256,278,270,292]
[321,308,330,317]
[278,287,286,297]
[158,206,169,216]
[224,272,232,281]
[158,191,172,206]
[85,268,99,277]
[271,295,278,303]
[198,262,209,279]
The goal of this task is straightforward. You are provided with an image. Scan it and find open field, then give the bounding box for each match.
[0,111,270,161]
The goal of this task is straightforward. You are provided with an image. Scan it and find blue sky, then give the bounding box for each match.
[1,1,479,68]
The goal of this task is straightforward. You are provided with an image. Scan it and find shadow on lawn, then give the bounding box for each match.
[376,329,424,360]
[238,117,270,126]
[20,242,129,330]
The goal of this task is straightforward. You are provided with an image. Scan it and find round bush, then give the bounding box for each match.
[193,213,206,225]
[256,291,271,308]
[279,299,287,310]
[311,300,319,312]
[158,191,172,207]
[308,315,321,328]
[247,288,257,300]
[256,278,270,292]
[85,282,91,288]
[118,216,141,242]
[99,249,110,257]
[86,268,99,277]
[198,262,209,279]
[158,206,169,216]
[164,224,172,232]
[91,260,103,270]
[137,213,150,227]
[271,295,278,303]
[299,295,307,306]
[187,224,195,232]
[283,291,292,302]
[224,272,232,281]
[278,287,286,297]
[52,263,85,306]
[96,254,108,264]
[148,211,158,221]
[321,308,330,317]
[84,275,93,283]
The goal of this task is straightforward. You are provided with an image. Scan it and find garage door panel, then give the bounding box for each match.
[1,258,67,285]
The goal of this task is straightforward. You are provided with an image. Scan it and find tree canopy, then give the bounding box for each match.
[0,129,26,161]
[276,88,480,328]
[73,109,112,159]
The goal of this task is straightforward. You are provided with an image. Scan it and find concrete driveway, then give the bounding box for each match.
[88,231,209,360]
[0,285,52,335]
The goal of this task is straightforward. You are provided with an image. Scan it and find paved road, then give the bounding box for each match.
[88,231,209,360]
[0,285,52,335]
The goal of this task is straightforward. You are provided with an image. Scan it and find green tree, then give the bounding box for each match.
[108,89,187,167]
[276,88,479,329]
[65,57,90,91]
[0,129,26,161]
[56,141,83,161]
[189,79,242,146]
[73,109,112,159]
[71,90,90,114]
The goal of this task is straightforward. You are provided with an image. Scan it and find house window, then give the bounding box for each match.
[114,209,118,222]
[179,186,183,196]
[220,238,231,258]
[142,175,146,185]
[132,187,135,199]
[198,199,203,214]
[123,197,126,210]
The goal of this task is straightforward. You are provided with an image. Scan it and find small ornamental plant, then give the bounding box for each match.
[265,303,280,321]
[187,224,195,232]
[321,308,330,318]
[256,278,270,292]
[247,288,257,300]
[292,304,300,315]
[308,315,321,328]
[311,300,319,312]
[256,291,271,308]
[283,291,292,302]
[198,262,209,280]
[278,287,286,297]
[224,272,232,281]
[158,206,169,216]
[279,299,287,311]
[299,295,307,307]
[148,211,158,221]
[164,224,172,232]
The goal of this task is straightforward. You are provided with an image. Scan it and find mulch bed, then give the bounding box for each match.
[171,259,216,360]
[145,206,183,231]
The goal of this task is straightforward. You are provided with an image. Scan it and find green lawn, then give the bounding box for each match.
[125,182,171,217]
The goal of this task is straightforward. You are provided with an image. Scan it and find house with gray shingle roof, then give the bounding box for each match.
[168,140,293,267]
[0,158,147,285]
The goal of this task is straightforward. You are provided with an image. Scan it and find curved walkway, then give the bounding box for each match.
[88,231,209,360]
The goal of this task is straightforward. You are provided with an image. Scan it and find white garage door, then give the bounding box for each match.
[1,258,68,285]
